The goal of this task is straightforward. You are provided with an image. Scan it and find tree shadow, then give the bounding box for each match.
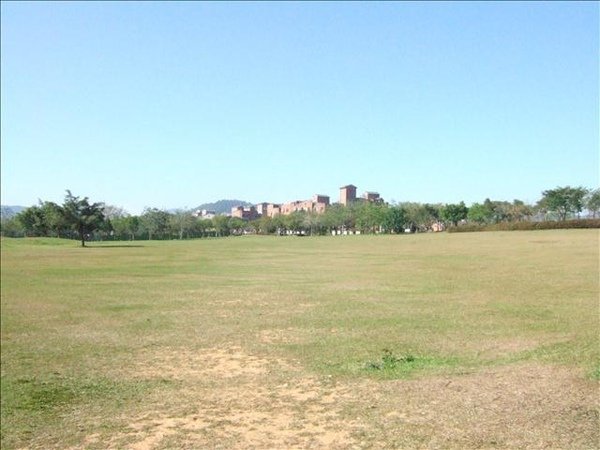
[85,244,146,248]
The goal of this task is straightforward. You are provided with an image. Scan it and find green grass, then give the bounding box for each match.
[1,230,598,447]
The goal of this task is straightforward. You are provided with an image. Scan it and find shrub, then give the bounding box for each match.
[447,219,600,233]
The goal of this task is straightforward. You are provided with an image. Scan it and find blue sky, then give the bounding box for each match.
[1,2,598,214]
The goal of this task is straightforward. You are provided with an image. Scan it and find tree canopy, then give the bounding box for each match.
[585,189,600,218]
[538,186,588,221]
[2,185,598,241]
[441,202,468,226]
[62,191,106,247]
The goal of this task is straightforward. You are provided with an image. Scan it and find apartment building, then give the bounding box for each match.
[231,205,259,220]
[363,191,382,203]
[339,185,357,205]
[255,202,269,216]
[230,184,381,220]
[266,203,281,217]
[278,194,330,216]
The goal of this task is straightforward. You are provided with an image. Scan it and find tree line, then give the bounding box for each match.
[1,186,598,243]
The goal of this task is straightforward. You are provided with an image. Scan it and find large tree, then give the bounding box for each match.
[212,215,231,237]
[192,218,213,238]
[255,215,276,235]
[302,211,324,235]
[169,210,195,239]
[586,189,600,218]
[111,215,140,240]
[402,202,440,231]
[509,199,534,222]
[140,208,170,240]
[467,203,491,224]
[355,202,386,234]
[321,204,345,232]
[538,186,588,221]
[0,215,24,237]
[441,202,468,226]
[16,205,47,236]
[40,201,66,237]
[284,211,305,233]
[228,217,246,235]
[62,191,106,247]
[382,206,406,233]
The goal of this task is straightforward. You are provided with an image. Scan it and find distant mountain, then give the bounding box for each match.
[1,205,26,218]
[194,199,253,214]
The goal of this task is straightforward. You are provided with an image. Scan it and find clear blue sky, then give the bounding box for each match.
[2,2,598,214]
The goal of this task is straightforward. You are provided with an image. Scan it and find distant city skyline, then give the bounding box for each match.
[1,2,598,214]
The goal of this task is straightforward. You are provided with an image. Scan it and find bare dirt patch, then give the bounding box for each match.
[123,346,271,381]
[98,346,598,449]
[258,328,308,345]
[106,345,362,448]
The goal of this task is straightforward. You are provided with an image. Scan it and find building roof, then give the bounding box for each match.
[340,184,357,189]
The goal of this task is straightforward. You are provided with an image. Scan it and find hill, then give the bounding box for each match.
[194,199,253,214]
[1,205,26,218]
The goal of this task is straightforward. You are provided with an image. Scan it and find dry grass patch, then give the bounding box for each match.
[81,346,598,449]
[352,363,598,449]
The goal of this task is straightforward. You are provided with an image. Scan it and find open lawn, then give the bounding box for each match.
[1,230,598,449]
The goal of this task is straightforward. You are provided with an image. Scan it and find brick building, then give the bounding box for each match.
[231,205,259,220]
[278,194,330,216]
[266,203,281,217]
[339,185,357,205]
[363,191,382,203]
[255,202,269,216]
[229,183,383,221]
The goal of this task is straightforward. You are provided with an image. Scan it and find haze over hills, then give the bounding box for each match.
[0,206,26,218]
[193,199,253,215]
[1,201,254,218]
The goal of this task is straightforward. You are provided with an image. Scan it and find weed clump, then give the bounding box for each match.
[365,349,416,371]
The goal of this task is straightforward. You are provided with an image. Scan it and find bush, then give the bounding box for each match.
[447,219,600,233]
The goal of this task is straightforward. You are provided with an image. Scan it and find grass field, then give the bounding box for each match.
[1,230,598,449]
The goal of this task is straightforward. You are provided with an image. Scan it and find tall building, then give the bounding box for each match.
[339,185,357,205]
